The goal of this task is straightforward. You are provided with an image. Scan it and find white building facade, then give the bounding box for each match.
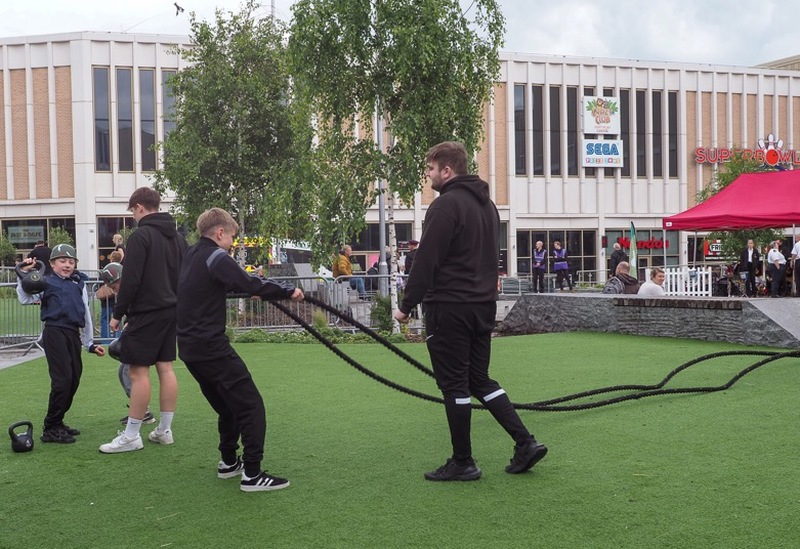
[2,34,800,276]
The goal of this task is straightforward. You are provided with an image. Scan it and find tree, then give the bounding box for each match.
[47,226,74,248]
[152,1,305,264]
[0,232,17,266]
[287,0,505,257]
[697,151,782,262]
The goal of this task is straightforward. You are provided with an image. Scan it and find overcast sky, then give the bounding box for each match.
[1,0,797,67]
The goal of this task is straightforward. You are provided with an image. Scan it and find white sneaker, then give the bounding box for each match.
[148,429,174,445]
[99,432,143,454]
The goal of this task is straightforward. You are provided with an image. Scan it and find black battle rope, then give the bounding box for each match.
[239,294,800,411]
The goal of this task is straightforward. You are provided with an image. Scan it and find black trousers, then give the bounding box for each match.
[533,268,546,293]
[41,325,83,430]
[555,269,572,290]
[425,302,531,461]
[770,264,786,296]
[185,350,267,471]
[744,265,757,296]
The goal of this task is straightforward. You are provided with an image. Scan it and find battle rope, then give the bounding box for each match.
[238,293,800,411]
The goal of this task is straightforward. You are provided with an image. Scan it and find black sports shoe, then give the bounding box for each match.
[240,471,290,492]
[119,411,156,425]
[424,458,482,481]
[505,440,548,474]
[40,428,76,444]
[218,458,245,479]
[59,423,80,436]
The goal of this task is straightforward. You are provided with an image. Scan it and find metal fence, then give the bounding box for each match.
[1,273,402,352]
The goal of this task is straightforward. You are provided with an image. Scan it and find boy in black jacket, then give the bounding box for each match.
[177,208,303,492]
[17,244,105,443]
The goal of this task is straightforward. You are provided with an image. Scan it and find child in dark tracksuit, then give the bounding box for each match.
[16,244,105,443]
[177,208,303,492]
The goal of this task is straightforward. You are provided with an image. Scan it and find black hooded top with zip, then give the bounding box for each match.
[399,174,499,314]
[113,212,187,320]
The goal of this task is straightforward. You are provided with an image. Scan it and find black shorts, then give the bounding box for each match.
[118,308,177,366]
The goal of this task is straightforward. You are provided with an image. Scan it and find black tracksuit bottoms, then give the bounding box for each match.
[41,325,83,430]
[424,302,532,462]
[185,350,267,472]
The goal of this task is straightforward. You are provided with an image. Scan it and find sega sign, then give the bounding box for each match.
[582,139,624,167]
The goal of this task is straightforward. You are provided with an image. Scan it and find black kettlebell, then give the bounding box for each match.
[108,338,123,362]
[15,260,47,294]
[9,421,34,453]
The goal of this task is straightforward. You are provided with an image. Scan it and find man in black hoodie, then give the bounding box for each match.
[394,141,547,481]
[100,187,187,453]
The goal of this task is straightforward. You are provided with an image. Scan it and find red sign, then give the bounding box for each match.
[618,237,669,250]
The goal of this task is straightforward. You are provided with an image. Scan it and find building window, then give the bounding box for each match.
[93,67,111,172]
[515,229,597,281]
[603,87,616,178]
[162,70,177,141]
[567,87,578,176]
[620,89,631,177]
[0,218,76,259]
[636,90,646,177]
[607,229,679,279]
[116,68,134,172]
[550,86,561,176]
[668,91,678,178]
[514,84,526,175]
[97,216,136,267]
[140,69,156,172]
[652,90,663,178]
[499,221,508,275]
[532,85,544,176]
[347,223,413,271]
[583,86,596,177]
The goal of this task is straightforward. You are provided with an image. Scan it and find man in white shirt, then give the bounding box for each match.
[789,236,800,295]
[767,240,787,298]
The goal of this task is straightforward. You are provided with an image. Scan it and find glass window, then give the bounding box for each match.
[97,216,135,267]
[116,68,134,172]
[93,67,111,172]
[652,90,663,178]
[532,86,544,176]
[620,89,631,177]
[0,218,76,257]
[550,86,561,176]
[668,91,678,178]
[603,87,616,178]
[162,70,177,141]
[140,69,156,172]
[636,90,646,177]
[514,84,526,175]
[584,87,595,177]
[567,87,578,176]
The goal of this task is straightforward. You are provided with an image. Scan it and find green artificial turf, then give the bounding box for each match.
[1,332,798,548]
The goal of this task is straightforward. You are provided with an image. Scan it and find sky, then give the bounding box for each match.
[1,0,798,67]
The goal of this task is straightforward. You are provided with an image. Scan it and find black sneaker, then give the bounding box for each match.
[424,458,482,481]
[218,458,245,479]
[40,427,76,444]
[240,471,290,492]
[119,411,156,425]
[505,440,548,474]
[59,423,80,436]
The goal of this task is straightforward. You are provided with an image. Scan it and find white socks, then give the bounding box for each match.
[124,418,142,439]
[158,411,174,432]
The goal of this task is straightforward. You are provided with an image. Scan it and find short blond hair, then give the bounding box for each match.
[197,208,239,237]
[109,250,123,263]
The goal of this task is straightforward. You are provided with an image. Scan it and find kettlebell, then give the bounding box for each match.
[15,260,47,294]
[9,421,34,453]
[108,338,123,362]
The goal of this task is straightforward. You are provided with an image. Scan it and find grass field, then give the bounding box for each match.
[1,332,798,549]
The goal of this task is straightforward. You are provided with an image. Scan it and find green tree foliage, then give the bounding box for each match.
[0,232,17,266]
[47,226,75,248]
[697,152,783,262]
[153,1,305,253]
[288,0,505,256]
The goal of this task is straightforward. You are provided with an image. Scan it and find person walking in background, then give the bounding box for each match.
[178,207,303,492]
[17,244,105,443]
[740,239,761,297]
[100,187,186,453]
[532,240,547,293]
[637,267,667,296]
[27,240,53,275]
[767,240,787,298]
[394,141,547,482]
[608,242,628,278]
[552,240,573,291]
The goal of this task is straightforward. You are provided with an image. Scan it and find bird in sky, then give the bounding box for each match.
[174,3,185,16]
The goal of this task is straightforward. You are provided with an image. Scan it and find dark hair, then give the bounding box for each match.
[127,187,161,211]
[425,141,468,176]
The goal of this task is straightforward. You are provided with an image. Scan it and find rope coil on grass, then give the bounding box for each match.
[238,293,800,411]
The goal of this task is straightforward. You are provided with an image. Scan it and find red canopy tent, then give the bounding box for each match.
[663,170,800,231]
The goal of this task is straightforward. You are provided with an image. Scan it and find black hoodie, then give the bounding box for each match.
[400,174,499,314]
[113,212,187,319]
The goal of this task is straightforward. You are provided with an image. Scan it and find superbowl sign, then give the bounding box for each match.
[583,96,621,135]
[582,139,624,167]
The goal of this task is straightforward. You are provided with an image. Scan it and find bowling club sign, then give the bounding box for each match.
[695,133,798,167]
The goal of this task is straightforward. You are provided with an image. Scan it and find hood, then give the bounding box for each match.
[440,174,491,204]
[618,273,639,285]
[138,212,179,238]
